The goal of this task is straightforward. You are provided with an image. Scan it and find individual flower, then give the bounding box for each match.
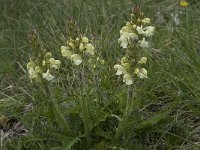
[138,57,147,64]
[28,67,39,79]
[136,26,144,35]
[134,68,140,75]
[49,58,61,69]
[123,74,133,85]
[142,18,150,24]
[68,41,75,49]
[82,36,89,43]
[136,68,148,79]
[79,43,85,51]
[35,66,43,73]
[118,32,138,48]
[114,64,127,75]
[120,26,132,35]
[61,46,72,58]
[139,38,149,48]
[143,26,155,37]
[180,0,189,7]
[118,33,129,48]
[44,52,52,58]
[42,69,54,81]
[85,43,95,55]
[27,61,36,70]
[70,54,82,65]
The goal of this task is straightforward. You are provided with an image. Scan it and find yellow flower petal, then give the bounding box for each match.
[61,46,72,58]
[138,57,147,64]
[138,68,148,79]
[35,66,43,73]
[82,37,89,43]
[49,58,61,69]
[142,18,151,24]
[180,0,189,7]
[139,38,149,48]
[70,54,82,65]
[123,74,133,85]
[27,61,36,70]
[42,69,54,81]
[85,43,94,51]
[134,68,139,74]
[114,64,127,75]
[79,43,85,51]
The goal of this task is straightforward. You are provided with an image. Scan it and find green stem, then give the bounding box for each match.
[43,83,71,135]
[80,70,91,148]
[114,85,134,140]
[80,95,90,147]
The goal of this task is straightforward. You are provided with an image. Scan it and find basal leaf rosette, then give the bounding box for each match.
[114,56,148,85]
[61,36,95,66]
[27,52,61,82]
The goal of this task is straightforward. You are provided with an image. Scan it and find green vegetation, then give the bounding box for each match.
[1,0,200,149]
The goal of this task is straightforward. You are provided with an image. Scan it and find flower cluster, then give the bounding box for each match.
[61,36,95,65]
[114,9,154,85]
[118,13,155,49]
[114,56,148,85]
[27,52,61,82]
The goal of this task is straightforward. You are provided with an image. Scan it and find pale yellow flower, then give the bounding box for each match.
[143,26,155,37]
[137,68,148,79]
[49,58,61,69]
[27,61,36,70]
[142,18,150,24]
[126,22,132,27]
[132,24,136,28]
[136,26,144,35]
[118,33,129,48]
[118,32,138,48]
[85,43,94,51]
[42,60,46,66]
[68,42,75,49]
[70,54,82,65]
[123,63,130,70]
[45,52,52,58]
[121,57,129,63]
[134,68,140,74]
[79,43,85,51]
[82,37,89,43]
[123,74,133,85]
[114,64,127,75]
[180,0,189,7]
[61,46,72,58]
[85,43,95,56]
[42,69,54,81]
[35,66,43,73]
[139,38,149,48]
[138,57,147,64]
[28,68,39,79]
[120,26,132,35]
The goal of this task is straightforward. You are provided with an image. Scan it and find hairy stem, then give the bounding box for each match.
[80,69,91,149]
[114,84,134,140]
